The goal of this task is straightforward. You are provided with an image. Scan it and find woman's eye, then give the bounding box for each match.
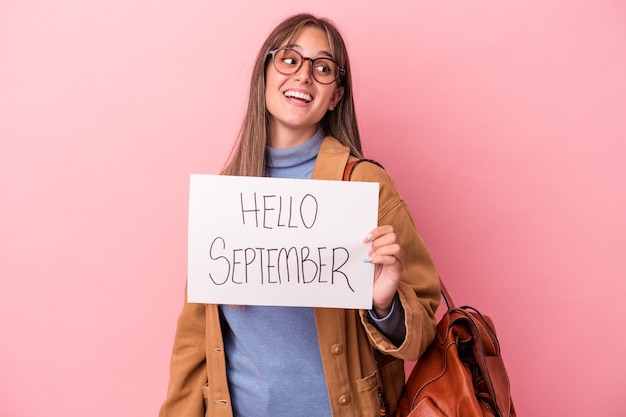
[314,63,332,74]
[280,51,301,66]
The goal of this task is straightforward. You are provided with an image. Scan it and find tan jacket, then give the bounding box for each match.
[159,137,440,417]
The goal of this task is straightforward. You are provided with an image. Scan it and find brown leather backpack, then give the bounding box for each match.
[395,278,516,417]
[342,160,515,417]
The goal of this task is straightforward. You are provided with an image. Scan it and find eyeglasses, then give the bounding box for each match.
[268,47,345,85]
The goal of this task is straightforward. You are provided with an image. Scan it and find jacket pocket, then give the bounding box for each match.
[379,358,405,415]
[355,370,381,416]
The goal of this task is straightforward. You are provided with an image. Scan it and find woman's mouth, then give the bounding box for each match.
[284,90,313,103]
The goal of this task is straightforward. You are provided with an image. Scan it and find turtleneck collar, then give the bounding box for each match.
[266,130,325,179]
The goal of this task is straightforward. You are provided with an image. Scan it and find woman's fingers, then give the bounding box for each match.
[363,225,394,243]
[364,225,403,265]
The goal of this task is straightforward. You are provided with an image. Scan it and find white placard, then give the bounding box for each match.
[187,174,379,309]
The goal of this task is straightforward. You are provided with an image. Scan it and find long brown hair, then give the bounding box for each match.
[222,13,363,177]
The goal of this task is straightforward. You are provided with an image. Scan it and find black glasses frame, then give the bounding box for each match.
[267,47,345,85]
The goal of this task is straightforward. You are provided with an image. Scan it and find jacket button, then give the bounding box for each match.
[338,394,350,405]
[331,344,344,355]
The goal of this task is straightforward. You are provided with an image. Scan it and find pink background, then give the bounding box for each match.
[1,1,625,416]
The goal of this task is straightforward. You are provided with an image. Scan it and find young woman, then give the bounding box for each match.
[159,13,440,417]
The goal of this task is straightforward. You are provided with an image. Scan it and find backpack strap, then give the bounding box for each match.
[343,158,384,181]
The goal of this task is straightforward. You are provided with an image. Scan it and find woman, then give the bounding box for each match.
[160,13,440,417]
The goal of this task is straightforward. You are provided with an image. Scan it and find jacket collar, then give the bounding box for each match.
[311,136,351,181]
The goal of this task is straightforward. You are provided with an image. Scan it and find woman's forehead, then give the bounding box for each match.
[280,26,334,56]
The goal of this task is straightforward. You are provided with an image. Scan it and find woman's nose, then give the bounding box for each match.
[293,59,313,83]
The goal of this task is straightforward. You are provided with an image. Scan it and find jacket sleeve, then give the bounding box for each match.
[159,287,208,417]
[354,162,441,361]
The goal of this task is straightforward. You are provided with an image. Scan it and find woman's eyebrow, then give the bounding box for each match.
[284,43,333,58]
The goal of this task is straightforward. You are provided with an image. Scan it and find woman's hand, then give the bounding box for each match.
[363,225,404,318]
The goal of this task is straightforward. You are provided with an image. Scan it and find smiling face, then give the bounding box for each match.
[265,26,344,148]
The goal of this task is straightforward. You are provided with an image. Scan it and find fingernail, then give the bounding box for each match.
[363,258,373,263]
[364,233,373,242]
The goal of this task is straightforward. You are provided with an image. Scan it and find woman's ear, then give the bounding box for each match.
[327,86,344,111]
